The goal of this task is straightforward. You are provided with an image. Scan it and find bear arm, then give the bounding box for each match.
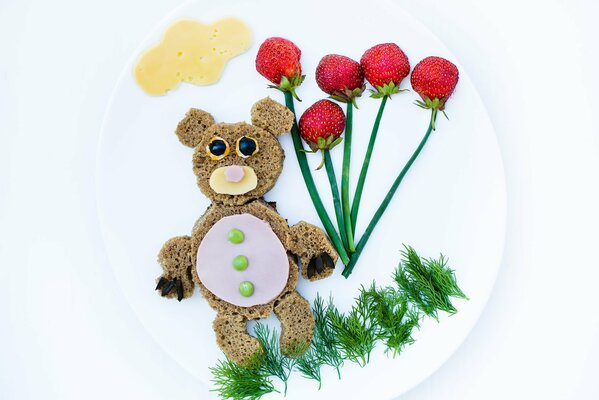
[288,222,338,281]
[156,236,195,301]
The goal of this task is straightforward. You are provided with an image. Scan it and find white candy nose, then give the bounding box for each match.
[224,165,245,182]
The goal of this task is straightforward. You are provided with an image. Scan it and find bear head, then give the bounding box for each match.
[175,97,294,206]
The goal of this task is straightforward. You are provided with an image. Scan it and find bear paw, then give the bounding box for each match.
[156,236,195,301]
[289,222,338,281]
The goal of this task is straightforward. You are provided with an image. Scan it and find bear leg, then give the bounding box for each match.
[274,291,315,357]
[213,313,264,368]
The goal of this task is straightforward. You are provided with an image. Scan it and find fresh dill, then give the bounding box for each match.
[253,323,294,394]
[312,295,343,376]
[295,346,323,387]
[328,288,378,367]
[210,355,276,400]
[210,245,467,399]
[295,295,344,386]
[394,245,468,320]
[363,283,420,356]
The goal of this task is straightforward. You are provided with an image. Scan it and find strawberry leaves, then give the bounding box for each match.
[268,75,306,101]
[369,81,408,99]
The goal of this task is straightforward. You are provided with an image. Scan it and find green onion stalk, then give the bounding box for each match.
[350,95,388,235]
[342,109,438,278]
[341,102,356,252]
[324,150,349,250]
[284,91,351,266]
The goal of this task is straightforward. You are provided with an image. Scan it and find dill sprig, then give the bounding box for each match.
[295,346,323,387]
[295,295,345,386]
[312,295,344,376]
[210,245,467,399]
[394,245,468,320]
[362,284,420,356]
[328,288,378,367]
[253,323,294,394]
[210,354,276,400]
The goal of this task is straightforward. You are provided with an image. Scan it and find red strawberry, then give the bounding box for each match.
[256,37,304,100]
[315,54,365,104]
[410,56,459,110]
[360,43,410,97]
[299,100,346,169]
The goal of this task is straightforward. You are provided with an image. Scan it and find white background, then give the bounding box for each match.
[1,0,598,399]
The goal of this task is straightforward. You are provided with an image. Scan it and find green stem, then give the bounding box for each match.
[284,91,351,266]
[342,109,437,278]
[324,150,349,251]
[341,102,356,252]
[350,95,388,235]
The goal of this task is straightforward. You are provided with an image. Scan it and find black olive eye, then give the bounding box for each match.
[206,136,230,160]
[210,140,227,155]
[236,136,259,158]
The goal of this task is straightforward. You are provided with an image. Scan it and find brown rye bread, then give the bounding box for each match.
[157,97,337,367]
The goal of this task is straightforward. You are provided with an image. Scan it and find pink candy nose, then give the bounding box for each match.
[224,165,245,182]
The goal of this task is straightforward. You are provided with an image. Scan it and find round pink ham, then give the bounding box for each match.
[196,213,289,307]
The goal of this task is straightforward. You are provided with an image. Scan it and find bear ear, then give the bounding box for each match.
[250,97,294,137]
[175,108,216,148]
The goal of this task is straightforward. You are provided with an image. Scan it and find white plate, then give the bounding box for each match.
[96,0,506,398]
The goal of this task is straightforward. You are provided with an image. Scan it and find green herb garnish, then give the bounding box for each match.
[295,346,323,387]
[210,246,467,399]
[311,295,344,376]
[253,323,294,394]
[329,288,378,367]
[363,283,420,356]
[210,354,276,400]
[394,245,468,320]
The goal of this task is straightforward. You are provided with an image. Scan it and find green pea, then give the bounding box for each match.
[227,228,244,244]
[239,281,254,297]
[232,255,249,271]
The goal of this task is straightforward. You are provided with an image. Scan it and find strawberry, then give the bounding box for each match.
[299,99,346,169]
[410,56,459,111]
[256,37,305,100]
[315,54,365,105]
[360,43,410,98]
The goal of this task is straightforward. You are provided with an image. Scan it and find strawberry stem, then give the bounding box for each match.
[315,149,325,170]
[324,149,349,251]
[341,102,356,253]
[342,109,437,278]
[350,95,388,235]
[284,91,351,266]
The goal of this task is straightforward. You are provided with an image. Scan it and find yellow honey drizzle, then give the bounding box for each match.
[134,17,252,95]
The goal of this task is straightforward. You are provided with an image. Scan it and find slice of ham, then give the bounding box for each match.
[196,213,289,307]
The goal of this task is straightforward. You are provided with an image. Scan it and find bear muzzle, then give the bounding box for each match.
[209,165,258,195]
